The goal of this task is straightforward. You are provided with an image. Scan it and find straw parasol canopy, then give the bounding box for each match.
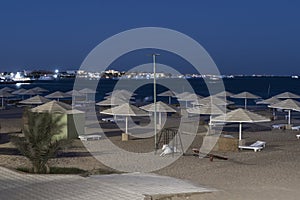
[194,96,234,106]
[79,88,96,94]
[12,88,27,95]
[187,104,226,131]
[66,90,85,105]
[96,97,129,106]
[45,91,71,101]
[213,91,235,98]
[106,89,136,96]
[256,97,281,105]
[19,89,41,96]
[101,103,149,117]
[256,97,281,117]
[268,99,300,125]
[140,101,176,127]
[101,103,149,135]
[178,93,202,108]
[66,89,83,97]
[31,87,49,93]
[31,100,73,114]
[176,91,193,99]
[78,88,96,102]
[0,91,14,108]
[105,90,136,102]
[158,90,176,104]
[19,95,51,105]
[105,92,135,101]
[231,92,261,109]
[273,92,300,99]
[187,104,225,115]
[0,87,14,92]
[212,108,270,140]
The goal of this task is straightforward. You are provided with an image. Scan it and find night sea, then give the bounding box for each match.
[1,77,300,107]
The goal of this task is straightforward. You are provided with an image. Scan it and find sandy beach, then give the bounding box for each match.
[1,108,300,200]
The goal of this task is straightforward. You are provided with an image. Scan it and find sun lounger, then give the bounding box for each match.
[239,140,266,152]
[292,126,300,131]
[296,135,300,139]
[209,122,226,127]
[272,124,286,129]
[78,135,101,141]
[101,118,125,123]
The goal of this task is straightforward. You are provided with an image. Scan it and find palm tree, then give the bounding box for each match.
[12,110,70,173]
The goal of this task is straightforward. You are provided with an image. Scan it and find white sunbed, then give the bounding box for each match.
[78,135,102,141]
[272,124,286,129]
[101,118,126,123]
[239,140,266,152]
[209,122,226,127]
[292,126,300,131]
[296,135,300,139]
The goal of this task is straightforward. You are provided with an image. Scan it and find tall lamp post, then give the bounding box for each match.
[152,53,160,152]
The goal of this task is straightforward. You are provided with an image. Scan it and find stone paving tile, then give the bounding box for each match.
[0,166,213,200]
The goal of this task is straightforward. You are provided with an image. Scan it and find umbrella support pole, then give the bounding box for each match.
[159,112,162,129]
[239,123,242,141]
[122,116,129,141]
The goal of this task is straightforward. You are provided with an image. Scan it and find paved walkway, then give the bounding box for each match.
[0,167,214,200]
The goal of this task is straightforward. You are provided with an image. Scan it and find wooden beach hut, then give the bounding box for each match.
[30,100,85,140]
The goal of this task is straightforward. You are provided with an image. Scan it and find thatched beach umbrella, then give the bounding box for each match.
[105,90,136,103]
[105,93,135,101]
[268,99,300,125]
[66,89,83,97]
[187,103,226,132]
[66,90,84,105]
[231,92,261,109]
[19,89,41,97]
[0,87,14,92]
[45,91,71,101]
[31,100,72,113]
[78,88,96,102]
[106,89,136,96]
[96,96,129,107]
[12,88,27,95]
[0,91,14,108]
[100,103,149,140]
[194,96,234,106]
[178,93,202,108]
[176,92,193,99]
[19,95,51,105]
[187,103,225,115]
[211,108,270,141]
[140,101,176,127]
[273,92,300,99]
[213,91,235,98]
[158,90,176,104]
[256,97,281,117]
[256,97,281,105]
[31,87,49,93]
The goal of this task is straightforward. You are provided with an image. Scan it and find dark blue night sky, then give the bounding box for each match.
[0,0,299,75]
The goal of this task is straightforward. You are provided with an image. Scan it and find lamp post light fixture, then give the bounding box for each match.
[151,53,160,152]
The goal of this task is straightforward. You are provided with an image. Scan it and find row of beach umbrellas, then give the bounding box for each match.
[0,86,98,108]
[2,85,300,142]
